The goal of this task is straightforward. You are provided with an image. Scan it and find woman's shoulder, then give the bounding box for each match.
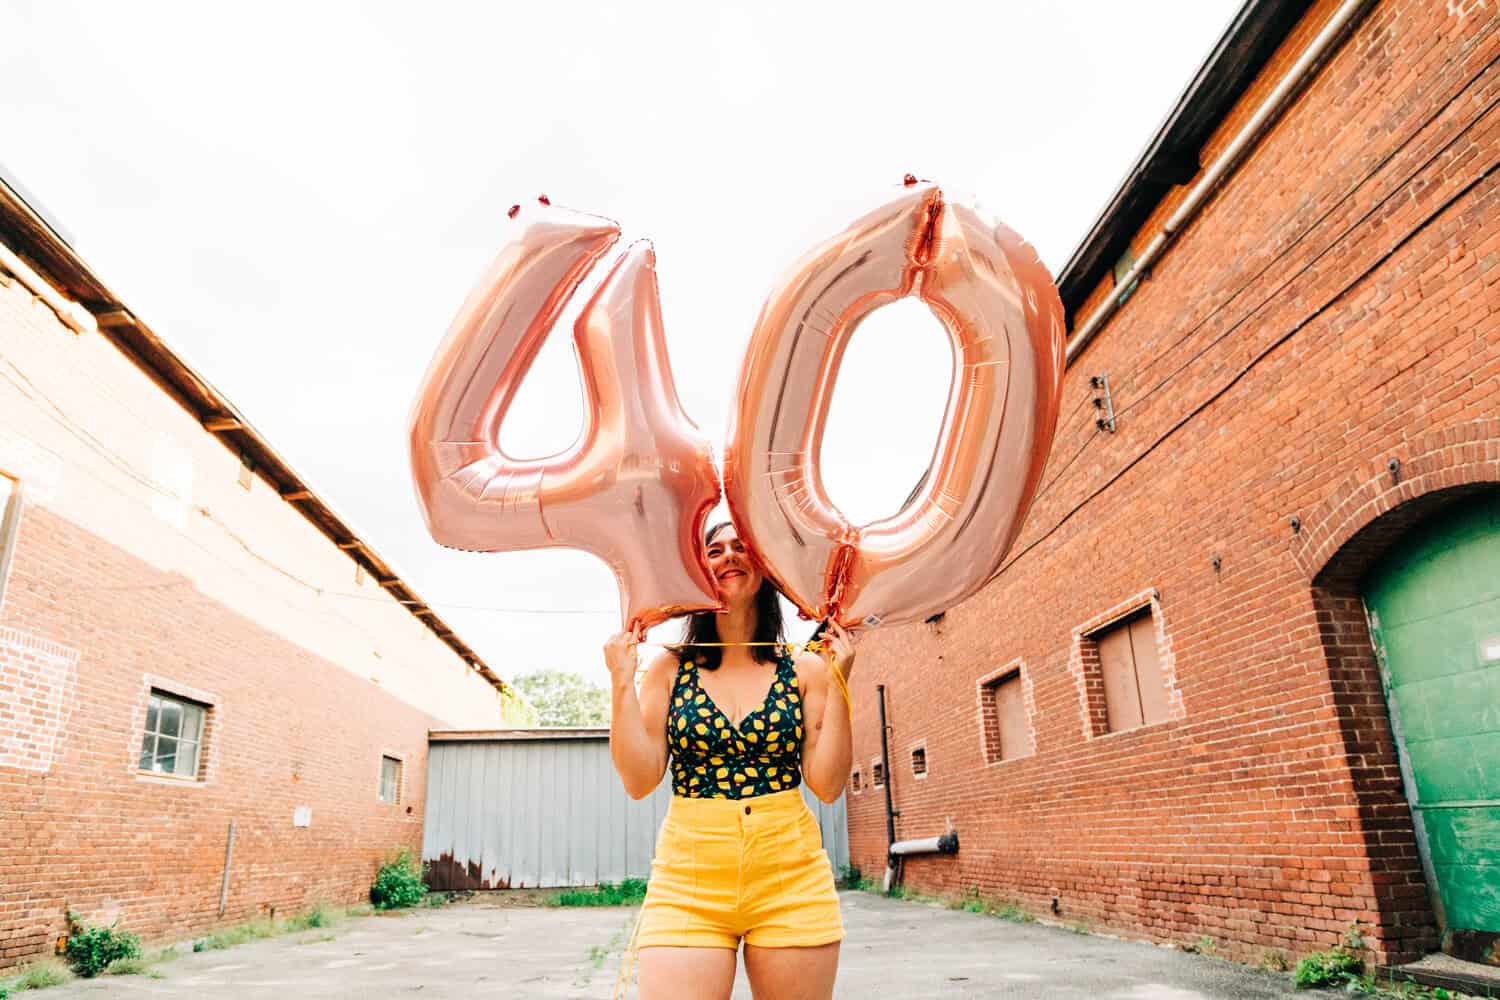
[642,650,685,690]
[788,648,829,690]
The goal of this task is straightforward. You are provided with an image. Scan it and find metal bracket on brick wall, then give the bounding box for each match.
[1090,374,1117,433]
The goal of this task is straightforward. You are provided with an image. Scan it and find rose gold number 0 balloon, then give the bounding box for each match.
[408,200,723,629]
[723,181,1065,629]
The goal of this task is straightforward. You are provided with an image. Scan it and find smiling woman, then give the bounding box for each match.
[603,519,856,1000]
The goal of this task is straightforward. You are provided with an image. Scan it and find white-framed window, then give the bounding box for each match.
[0,471,22,609]
[379,755,403,803]
[139,690,207,779]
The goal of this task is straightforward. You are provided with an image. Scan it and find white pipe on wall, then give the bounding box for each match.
[1065,0,1377,365]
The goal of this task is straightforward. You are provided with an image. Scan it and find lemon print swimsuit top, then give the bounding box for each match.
[668,652,804,798]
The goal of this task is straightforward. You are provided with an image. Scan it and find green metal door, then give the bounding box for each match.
[1364,493,1500,939]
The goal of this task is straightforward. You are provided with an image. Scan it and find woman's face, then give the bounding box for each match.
[705,527,763,607]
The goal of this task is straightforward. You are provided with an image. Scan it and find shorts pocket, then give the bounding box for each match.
[794,804,826,857]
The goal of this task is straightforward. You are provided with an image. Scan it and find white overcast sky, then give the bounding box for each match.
[4,1,1239,690]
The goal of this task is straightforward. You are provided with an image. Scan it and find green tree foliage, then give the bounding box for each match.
[513,669,609,727]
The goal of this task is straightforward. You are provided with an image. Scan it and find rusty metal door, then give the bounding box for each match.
[422,730,849,890]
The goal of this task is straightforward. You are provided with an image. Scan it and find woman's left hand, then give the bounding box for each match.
[819,621,856,681]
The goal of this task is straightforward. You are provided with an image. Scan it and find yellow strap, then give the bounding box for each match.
[611,904,646,999]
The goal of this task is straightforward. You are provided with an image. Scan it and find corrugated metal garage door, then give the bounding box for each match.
[422,730,849,890]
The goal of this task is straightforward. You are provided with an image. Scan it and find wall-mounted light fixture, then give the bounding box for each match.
[1090,375,1117,433]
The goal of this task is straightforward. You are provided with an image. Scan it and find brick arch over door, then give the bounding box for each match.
[1293,417,1500,585]
[1294,420,1500,963]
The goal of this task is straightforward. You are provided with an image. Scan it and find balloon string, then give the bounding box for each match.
[611,903,646,999]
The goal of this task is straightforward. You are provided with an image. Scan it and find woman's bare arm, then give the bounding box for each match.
[606,632,676,799]
[798,625,855,802]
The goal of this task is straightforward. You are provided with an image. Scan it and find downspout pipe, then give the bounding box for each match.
[1065,0,1376,365]
[876,684,897,854]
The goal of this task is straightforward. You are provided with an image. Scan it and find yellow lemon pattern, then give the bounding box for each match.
[667,653,803,799]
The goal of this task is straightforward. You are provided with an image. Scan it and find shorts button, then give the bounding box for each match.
[744,804,752,815]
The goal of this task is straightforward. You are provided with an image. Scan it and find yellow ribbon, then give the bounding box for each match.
[611,905,646,999]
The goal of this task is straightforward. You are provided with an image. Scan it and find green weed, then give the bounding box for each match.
[836,863,873,892]
[553,880,648,907]
[370,851,427,910]
[63,915,142,978]
[1293,923,1365,990]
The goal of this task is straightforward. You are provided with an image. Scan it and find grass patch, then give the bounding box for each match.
[191,903,361,953]
[7,962,71,990]
[990,901,1035,923]
[553,880,647,907]
[948,886,1035,923]
[103,959,151,977]
[193,919,279,952]
[283,903,335,931]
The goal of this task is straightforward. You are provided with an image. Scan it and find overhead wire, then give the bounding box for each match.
[1018,55,1498,518]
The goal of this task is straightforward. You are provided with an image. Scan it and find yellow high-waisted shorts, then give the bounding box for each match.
[635,788,845,950]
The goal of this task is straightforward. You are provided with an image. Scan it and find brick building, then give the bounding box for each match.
[0,176,531,970]
[848,0,1498,972]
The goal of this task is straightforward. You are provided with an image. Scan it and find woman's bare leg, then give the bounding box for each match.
[636,945,737,1000]
[742,942,840,999]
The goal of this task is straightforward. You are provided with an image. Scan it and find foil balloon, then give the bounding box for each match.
[409,198,724,629]
[723,179,1066,629]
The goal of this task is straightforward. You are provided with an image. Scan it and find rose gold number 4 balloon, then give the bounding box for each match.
[408,199,724,629]
[410,180,1065,633]
[724,179,1065,629]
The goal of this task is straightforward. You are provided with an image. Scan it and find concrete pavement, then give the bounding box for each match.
[28,891,1332,998]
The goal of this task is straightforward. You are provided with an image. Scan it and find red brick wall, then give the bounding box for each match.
[0,503,440,969]
[0,207,502,970]
[846,0,1498,966]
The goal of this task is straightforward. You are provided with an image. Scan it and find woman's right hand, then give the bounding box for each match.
[603,623,646,687]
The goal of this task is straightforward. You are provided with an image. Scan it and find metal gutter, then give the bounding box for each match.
[1055,0,1322,327]
[1064,0,1376,364]
[430,728,611,742]
[0,178,512,698]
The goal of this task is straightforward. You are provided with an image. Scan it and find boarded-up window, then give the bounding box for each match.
[1094,610,1168,733]
[0,473,20,607]
[980,668,1032,764]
